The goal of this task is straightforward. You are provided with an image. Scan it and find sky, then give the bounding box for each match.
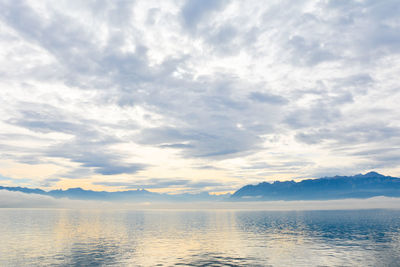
[0,0,400,194]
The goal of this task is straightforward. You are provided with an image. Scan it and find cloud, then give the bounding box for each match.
[0,174,32,185]
[138,125,262,158]
[181,0,229,33]
[5,102,147,176]
[0,0,400,191]
[295,123,400,145]
[248,92,288,105]
[287,35,337,66]
[47,139,147,176]
[40,178,61,187]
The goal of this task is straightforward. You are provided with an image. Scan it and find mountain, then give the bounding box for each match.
[0,185,47,195]
[0,185,157,201]
[0,185,230,202]
[231,172,400,201]
[46,187,162,201]
[3,172,399,202]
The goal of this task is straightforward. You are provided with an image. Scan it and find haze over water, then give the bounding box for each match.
[1,209,399,266]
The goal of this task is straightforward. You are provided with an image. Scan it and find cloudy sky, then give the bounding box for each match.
[0,0,399,194]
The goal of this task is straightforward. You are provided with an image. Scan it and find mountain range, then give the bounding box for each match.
[231,172,400,200]
[0,185,229,202]
[1,172,400,202]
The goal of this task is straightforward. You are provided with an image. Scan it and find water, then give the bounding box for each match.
[0,209,400,266]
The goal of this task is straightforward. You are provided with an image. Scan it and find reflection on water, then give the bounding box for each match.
[0,209,400,266]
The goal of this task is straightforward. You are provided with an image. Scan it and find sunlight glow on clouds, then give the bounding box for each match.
[0,0,400,193]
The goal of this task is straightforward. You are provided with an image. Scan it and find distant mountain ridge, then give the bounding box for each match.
[2,172,400,202]
[231,172,400,200]
[0,185,229,202]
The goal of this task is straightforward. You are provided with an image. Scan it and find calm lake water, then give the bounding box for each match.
[0,209,400,266]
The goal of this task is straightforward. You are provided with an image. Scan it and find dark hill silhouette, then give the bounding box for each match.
[231,172,400,200]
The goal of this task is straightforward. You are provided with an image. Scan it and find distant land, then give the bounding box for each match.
[0,185,230,202]
[1,172,400,202]
[231,172,400,201]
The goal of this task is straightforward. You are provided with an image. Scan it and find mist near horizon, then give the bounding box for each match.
[2,189,400,211]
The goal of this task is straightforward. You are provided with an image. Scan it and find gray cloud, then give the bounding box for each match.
[287,35,337,66]
[295,123,400,146]
[5,102,146,176]
[47,137,147,176]
[138,125,262,158]
[285,103,342,129]
[181,0,229,33]
[40,178,61,187]
[249,92,288,105]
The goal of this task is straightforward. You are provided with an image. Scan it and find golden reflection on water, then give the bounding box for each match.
[0,209,400,266]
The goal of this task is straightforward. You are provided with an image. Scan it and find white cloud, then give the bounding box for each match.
[0,0,400,192]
